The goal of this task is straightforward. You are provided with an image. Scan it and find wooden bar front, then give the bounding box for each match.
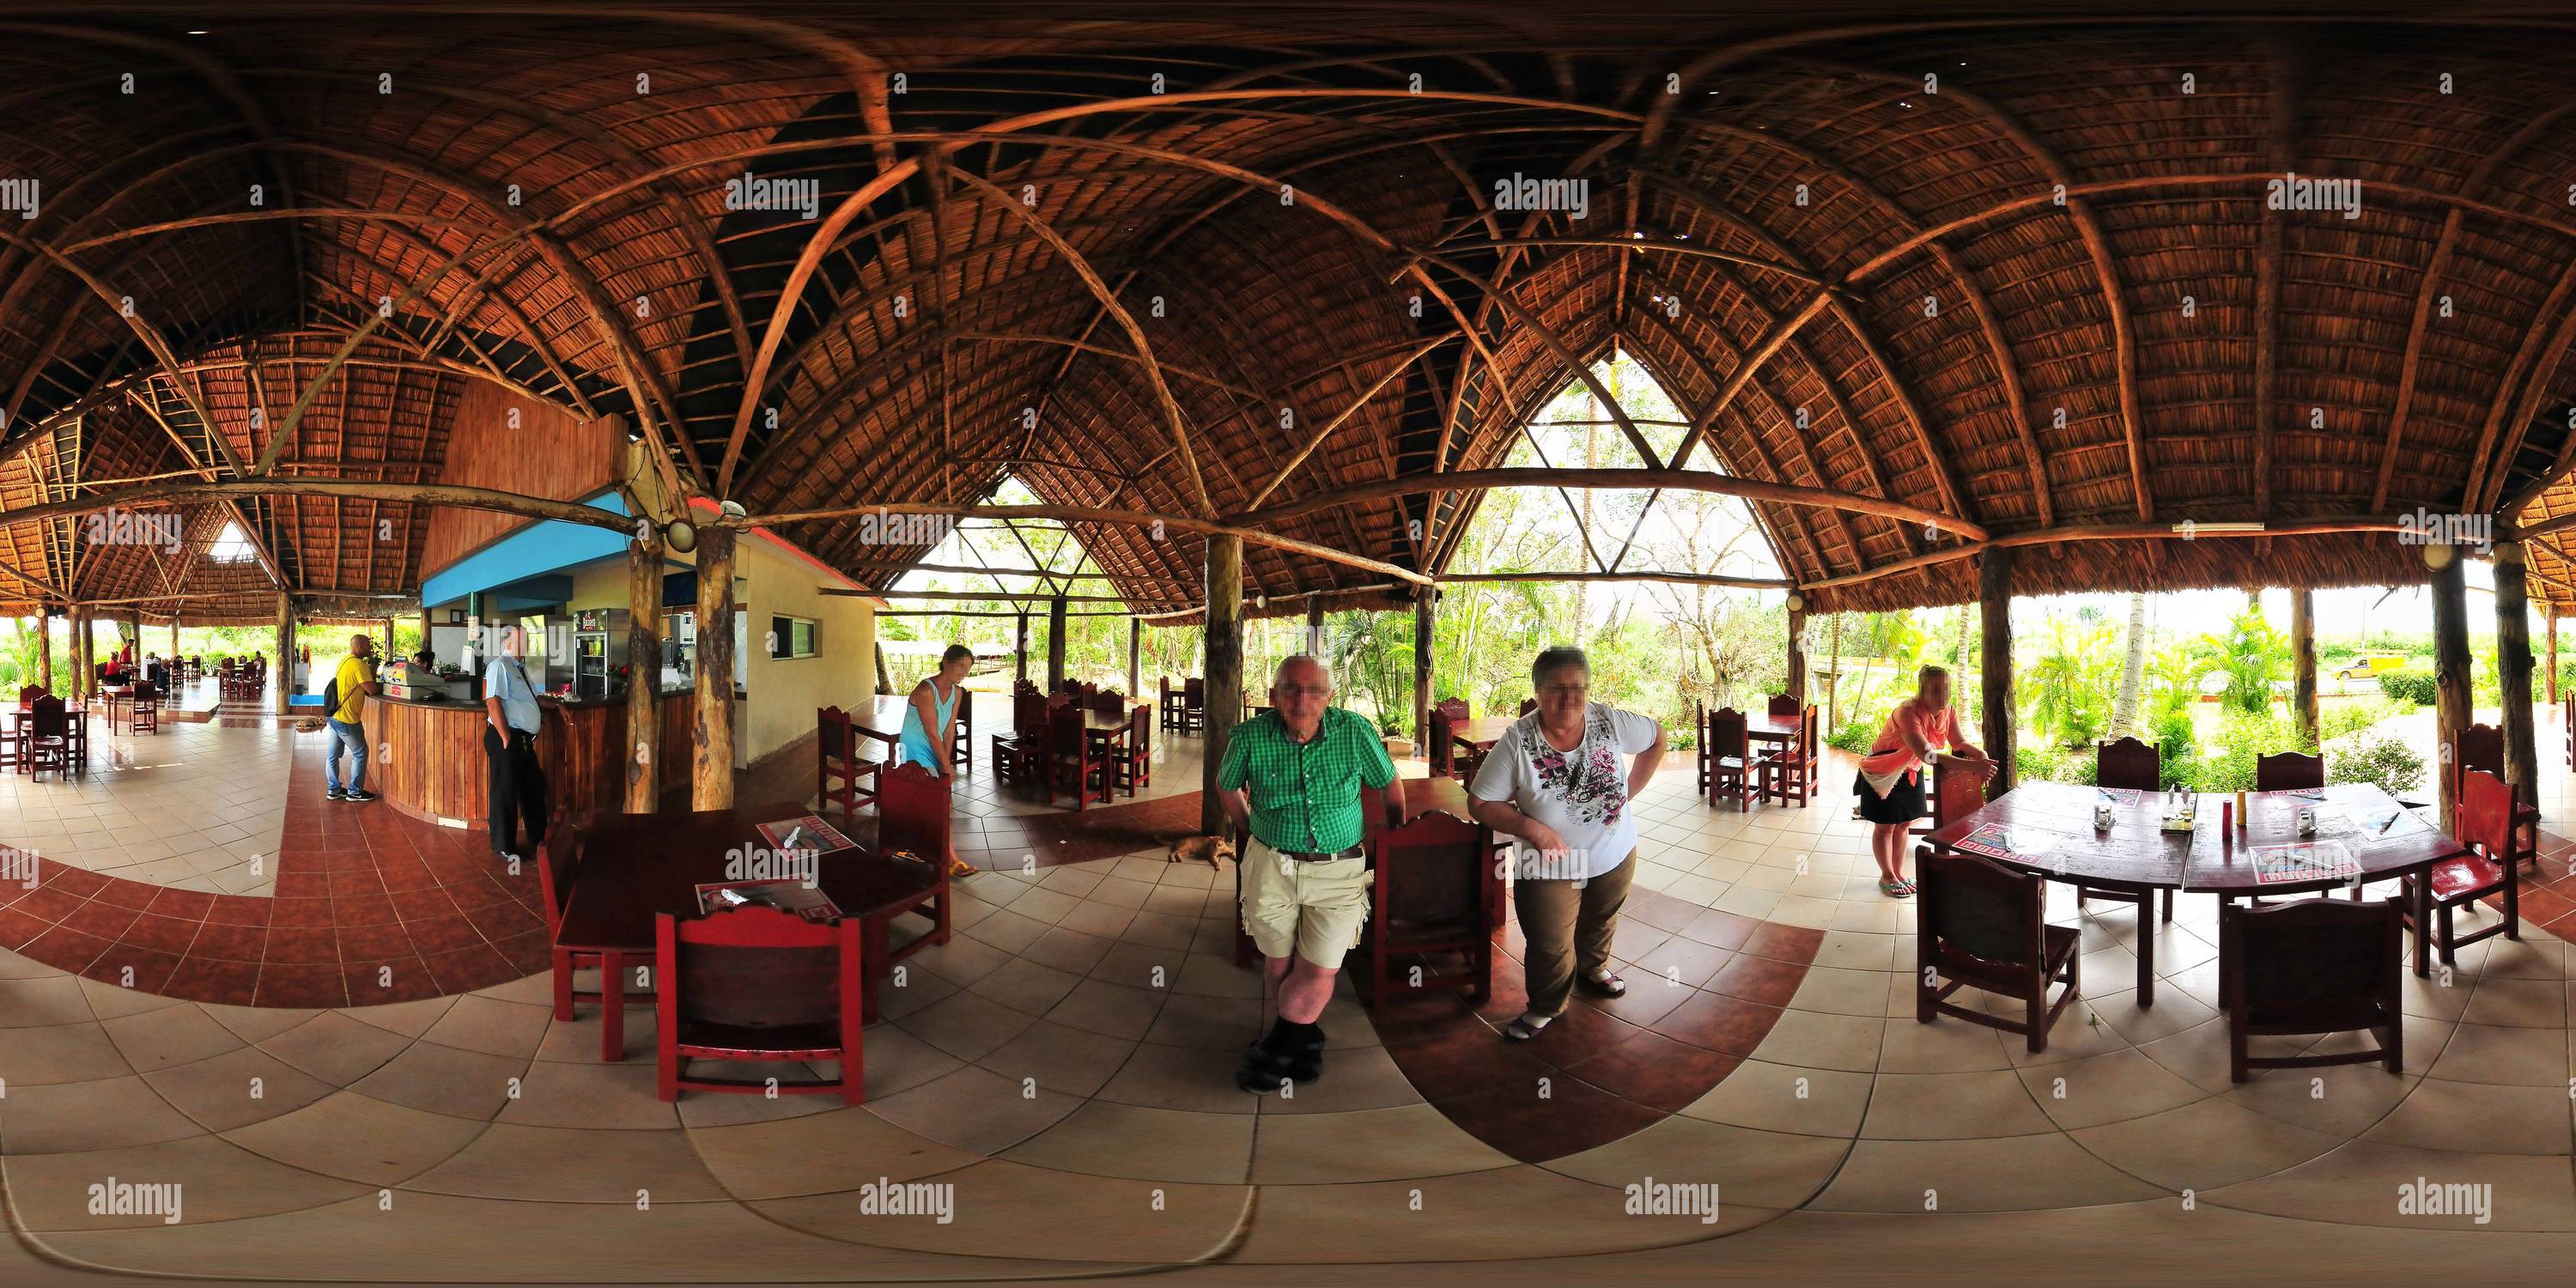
[374,689,695,826]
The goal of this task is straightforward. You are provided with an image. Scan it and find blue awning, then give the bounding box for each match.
[421,491,630,609]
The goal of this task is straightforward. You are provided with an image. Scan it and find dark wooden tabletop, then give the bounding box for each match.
[1923,780,2461,894]
[1455,716,1516,748]
[555,801,942,954]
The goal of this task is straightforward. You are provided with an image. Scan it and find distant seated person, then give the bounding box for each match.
[99,655,124,684]
[144,654,170,691]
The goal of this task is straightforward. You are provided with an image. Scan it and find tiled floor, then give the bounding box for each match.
[4,702,2576,1282]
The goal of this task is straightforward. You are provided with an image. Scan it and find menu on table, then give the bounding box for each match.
[2094,787,2143,807]
[1953,823,2061,862]
[755,815,858,856]
[2251,841,2359,885]
[694,878,843,922]
[2260,787,2328,801]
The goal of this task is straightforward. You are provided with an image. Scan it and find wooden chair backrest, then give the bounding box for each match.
[878,761,952,858]
[1427,709,1455,775]
[537,816,589,933]
[1931,758,1988,827]
[1370,809,1490,933]
[1709,708,1749,761]
[1433,697,1469,725]
[1127,703,1151,756]
[1089,690,1126,716]
[2253,750,2324,791]
[817,706,855,764]
[2221,896,2399,1016]
[2095,736,2160,792]
[1919,848,2043,969]
[1012,690,1047,736]
[15,683,39,706]
[1767,694,1801,718]
[1049,702,1086,756]
[660,907,854,1033]
[2457,767,2517,860]
[1518,697,1537,716]
[2456,722,2505,779]
[1184,677,1204,705]
[29,694,65,737]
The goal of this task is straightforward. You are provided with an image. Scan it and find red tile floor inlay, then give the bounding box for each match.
[0,742,547,1007]
[1367,882,1820,1163]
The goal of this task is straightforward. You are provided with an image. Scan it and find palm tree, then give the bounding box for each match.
[2111,592,2148,736]
[2027,616,2116,747]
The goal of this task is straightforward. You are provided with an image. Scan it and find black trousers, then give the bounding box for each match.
[484,725,549,858]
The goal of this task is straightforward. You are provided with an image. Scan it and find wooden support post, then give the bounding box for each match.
[1201,535,1244,835]
[70,607,84,696]
[1413,585,1435,747]
[2291,588,2319,747]
[274,592,294,715]
[1014,611,1029,684]
[1979,549,2015,799]
[874,639,892,696]
[171,617,181,660]
[693,524,737,810]
[1305,600,1325,658]
[2549,614,2561,706]
[126,610,143,661]
[2430,547,2472,834]
[1127,616,1141,698]
[624,530,663,813]
[1046,596,1068,690]
[420,608,433,660]
[1786,600,1807,703]
[36,605,51,693]
[2496,541,2541,810]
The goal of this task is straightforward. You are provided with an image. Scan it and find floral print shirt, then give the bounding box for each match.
[1468,702,1663,880]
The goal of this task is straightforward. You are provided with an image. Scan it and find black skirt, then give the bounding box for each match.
[1854,769,1924,825]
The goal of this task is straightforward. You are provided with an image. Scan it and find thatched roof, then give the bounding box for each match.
[3,6,2574,620]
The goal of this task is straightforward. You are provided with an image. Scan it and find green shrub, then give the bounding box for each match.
[1826,716,1876,754]
[2329,734,2426,797]
[2320,697,2393,742]
[2377,669,2438,705]
[2014,743,2070,784]
[2149,708,2197,791]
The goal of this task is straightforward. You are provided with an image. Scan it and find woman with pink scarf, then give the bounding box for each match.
[1854,665,1995,897]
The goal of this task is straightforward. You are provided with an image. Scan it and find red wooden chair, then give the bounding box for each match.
[23,696,70,780]
[816,707,884,823]
[1159,676,1186,732]
[1427,708,1456,779]
[2221,896,2402,1083]
[1116,703,1152,795]
[1911,756,1991,836]
[1693,702,1712,799]
[15,683,40,706]
[129,682,159,735]
[1706,707,1765,810]
[2451,721,2537,866]
[1761,705,1814,806]
[2254,750,2324,792]
[1433,696,1469,726]
[535,816,634,1026]
[2399,768,2520,966]
[1916,847,2080,1053]
[1518,697,1537,715]
[868,761,956,1013]
[1362,810,1497,1004]
[2079,737,2172,922]
[1046,703,1111,811]
[655,906,865,1107]
[1182,677,1206,734]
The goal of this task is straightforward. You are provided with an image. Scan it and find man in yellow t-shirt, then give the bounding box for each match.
[327,635,382,803]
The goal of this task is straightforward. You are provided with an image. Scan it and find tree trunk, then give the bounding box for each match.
[2430,550,2471,834]
[37,606,51,693]
[1786,604,1807,704]
[874,639,892,696]
[2112,591,2148,737]
[1046,596,1067,690]
[274,593,294,716]
[1413,586,1435,746]
[1826,613,1844,731]
[1979,550,2015,797]
[2291,588,2319,748]
[1127,616,1142,698]
[624,530,662,813]
[1200,536,1244,835]
[2497,542,2540,812]
[693,525,737,810]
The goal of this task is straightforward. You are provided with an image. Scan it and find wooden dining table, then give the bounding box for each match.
[552,800,944,1060]
[1921,781,2463,1005]
[3,702,90,773]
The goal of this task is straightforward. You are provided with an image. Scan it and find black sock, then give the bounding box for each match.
[1280,1018,1323,1048]
[1257,1017,1299,1053]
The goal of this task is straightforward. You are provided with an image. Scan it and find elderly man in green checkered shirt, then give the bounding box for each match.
[1216,653,1405,1095]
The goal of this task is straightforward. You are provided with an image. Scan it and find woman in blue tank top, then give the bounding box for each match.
[898,645,974,776]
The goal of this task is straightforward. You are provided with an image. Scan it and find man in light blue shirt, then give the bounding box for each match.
[482,623,549,860]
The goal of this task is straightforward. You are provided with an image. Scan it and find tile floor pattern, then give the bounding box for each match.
[3,714,2576,1280]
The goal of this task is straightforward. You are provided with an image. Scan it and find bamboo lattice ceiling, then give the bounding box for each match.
[1,8,2574,619]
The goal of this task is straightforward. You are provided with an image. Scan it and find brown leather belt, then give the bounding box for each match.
[1280,844,1364,863]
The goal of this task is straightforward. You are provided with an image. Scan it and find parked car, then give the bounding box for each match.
[2335,653,2408,682]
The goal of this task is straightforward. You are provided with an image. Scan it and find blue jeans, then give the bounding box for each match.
[325,718,368,793]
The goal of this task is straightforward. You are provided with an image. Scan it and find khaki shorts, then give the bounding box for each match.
[1238,837,1371,969]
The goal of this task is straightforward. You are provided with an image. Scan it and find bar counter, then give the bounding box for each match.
[372,688,701,827]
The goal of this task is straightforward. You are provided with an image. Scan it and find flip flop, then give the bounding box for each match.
[1503,1016,1550,1041]
[1577,969,1626,998]
[1879,878,1911,899]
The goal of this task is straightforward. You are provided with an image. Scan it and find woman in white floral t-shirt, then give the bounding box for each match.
[1468,647,1666,1041]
